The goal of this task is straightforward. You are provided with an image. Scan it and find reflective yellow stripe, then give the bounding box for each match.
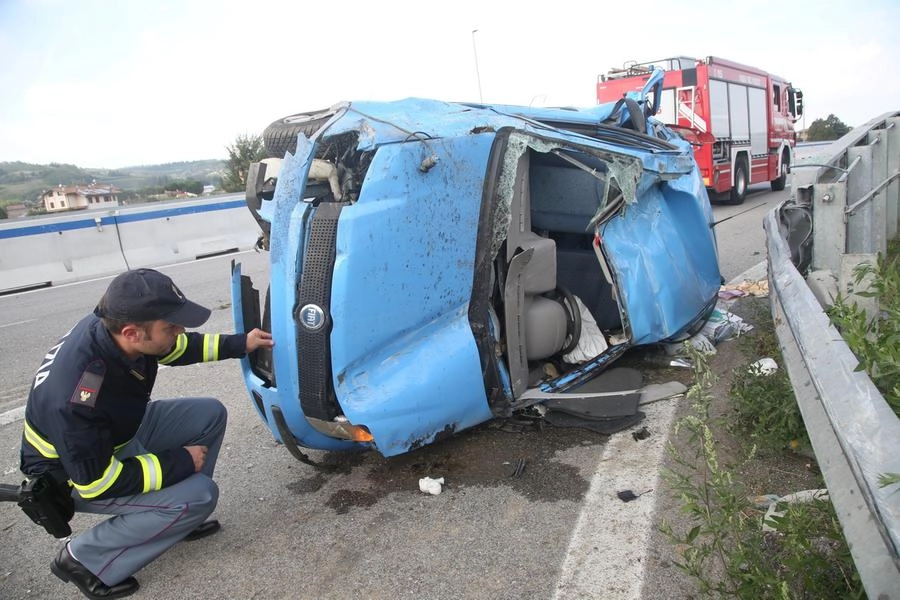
[202,334,220,362]
[159,334,188,365]
[24,420,59,458]
[72,456,124,499]
[134,453,163,493]
[135,455,151,493]
[148,454,162,489]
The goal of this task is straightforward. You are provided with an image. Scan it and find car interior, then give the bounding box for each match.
[499,146,627,397]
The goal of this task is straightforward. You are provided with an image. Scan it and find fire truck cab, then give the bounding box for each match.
[597,56,803,204]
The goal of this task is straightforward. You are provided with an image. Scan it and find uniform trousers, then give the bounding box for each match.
[67,397,227,585]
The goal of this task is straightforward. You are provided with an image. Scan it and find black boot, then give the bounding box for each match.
[51,544,139,600]
[184,519,221,541]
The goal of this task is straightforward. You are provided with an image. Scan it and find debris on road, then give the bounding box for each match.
[719,278,769,299]
[616,489,653,503]
[749,357,779,375]
[762,489,829,531]
[509,458,526,478]
[651,303,756,366]
[662,331,717,356]
[418,476,445,495]
[631,427,651,441]
[700,307,753,343]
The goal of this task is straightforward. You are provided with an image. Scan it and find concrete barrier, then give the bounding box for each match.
[0,214,128,292]
[0,195,260,294]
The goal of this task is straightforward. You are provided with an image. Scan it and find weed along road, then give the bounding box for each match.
[0,186,787,600]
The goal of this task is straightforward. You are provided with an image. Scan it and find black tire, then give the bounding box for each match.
[771,155,788,191]
[623,97,647,134]
[605,97,647,134]
[263,108,337,157]
[728,160,748,205]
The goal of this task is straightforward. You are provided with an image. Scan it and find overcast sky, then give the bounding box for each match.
[1,0,897,168]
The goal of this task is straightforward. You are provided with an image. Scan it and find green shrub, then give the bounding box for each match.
[663,344,862,598]
[729,364,807,451]
[826,238,900,416]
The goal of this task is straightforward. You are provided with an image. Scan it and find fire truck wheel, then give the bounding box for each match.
[263,108,337,157]
[771,157,788,191]
[728,160,748,205]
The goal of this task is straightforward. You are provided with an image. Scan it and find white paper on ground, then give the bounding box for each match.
[418,476,445,495]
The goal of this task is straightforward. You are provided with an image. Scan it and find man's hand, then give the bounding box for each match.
[185,445,208,472]
[245,328,274,353]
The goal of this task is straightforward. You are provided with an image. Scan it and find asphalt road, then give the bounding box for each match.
[0,186,786,600]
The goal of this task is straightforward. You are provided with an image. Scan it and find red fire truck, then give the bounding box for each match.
[597,56,803,204]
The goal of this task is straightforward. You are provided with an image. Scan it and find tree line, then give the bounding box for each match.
[805,114,851,142]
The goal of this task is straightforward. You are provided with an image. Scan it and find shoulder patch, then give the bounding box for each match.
[70,359,106,408]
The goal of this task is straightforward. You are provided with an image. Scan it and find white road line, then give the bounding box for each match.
[0,318,36,329]
[0,405,26,427]
[552,398,679,600]
[554,261,768,599]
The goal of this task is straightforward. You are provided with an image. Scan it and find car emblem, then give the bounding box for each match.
[299,304,326,331]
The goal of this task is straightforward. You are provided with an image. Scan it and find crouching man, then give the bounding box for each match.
[19,268,274,599]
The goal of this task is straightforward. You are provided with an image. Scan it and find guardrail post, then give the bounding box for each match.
[888,117,900,240]
[846,145,876,255]
[812,182,846,274]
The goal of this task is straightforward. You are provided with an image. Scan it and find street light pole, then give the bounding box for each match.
[471,29,483,103]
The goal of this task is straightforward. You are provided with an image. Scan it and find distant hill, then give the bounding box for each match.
[0,160,226,204]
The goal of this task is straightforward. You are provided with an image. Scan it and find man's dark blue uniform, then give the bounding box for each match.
[21,315,245,499]
[19,268,274,600]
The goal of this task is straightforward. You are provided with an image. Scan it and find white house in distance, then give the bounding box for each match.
[41,183,120,213]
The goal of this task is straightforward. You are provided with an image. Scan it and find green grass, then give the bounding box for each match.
[727,299,809,451]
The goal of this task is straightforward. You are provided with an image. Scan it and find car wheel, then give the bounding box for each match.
[623,97,647,134]
[728,160,748,205]
[263,108,337,157]
[605,97,647,134]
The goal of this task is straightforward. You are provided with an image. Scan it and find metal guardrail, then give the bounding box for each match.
[764,111,900,599]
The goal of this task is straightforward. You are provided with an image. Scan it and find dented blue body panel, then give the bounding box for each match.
[329,136,496,455]
[232,92,720,457]
[601,172,720,343]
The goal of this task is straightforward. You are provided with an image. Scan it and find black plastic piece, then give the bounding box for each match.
[238,273,274,386]
[270,405,332,471]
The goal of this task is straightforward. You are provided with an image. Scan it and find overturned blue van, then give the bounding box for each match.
[231,77,721,460]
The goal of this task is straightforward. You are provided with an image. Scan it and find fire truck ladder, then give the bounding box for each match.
[676,86,706,132]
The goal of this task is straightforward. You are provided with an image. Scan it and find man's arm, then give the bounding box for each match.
[157,328,273,366]
[50,407,196,501]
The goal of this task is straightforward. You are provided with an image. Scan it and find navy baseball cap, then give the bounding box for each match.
[94,268,211,327]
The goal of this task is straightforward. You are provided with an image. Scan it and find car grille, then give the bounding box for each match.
[294,201,347,421]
